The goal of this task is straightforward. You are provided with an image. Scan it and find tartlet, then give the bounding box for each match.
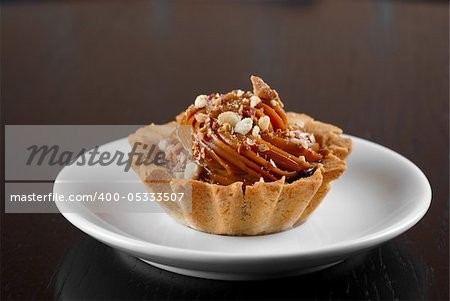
[129,76,352,235]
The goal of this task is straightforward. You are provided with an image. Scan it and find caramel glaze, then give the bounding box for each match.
[180,76,323,186]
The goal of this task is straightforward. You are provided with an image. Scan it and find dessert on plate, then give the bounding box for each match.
[129,76,352,235]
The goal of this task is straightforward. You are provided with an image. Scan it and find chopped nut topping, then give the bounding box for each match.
[196,131,205,141]
[195,113,208,123]
[269,159,277,168]
[246,137,255,146]
[200,147,206,159]
[250,95,261,107]
[194,95,208,108]
[252,125,260,136]
[238,105,244,115]
[218,111,241,127]
[258,116,270,131]
[234,117,253,135]
[222,122,232,132]
[178,75,327,187]
[291,137,309,149]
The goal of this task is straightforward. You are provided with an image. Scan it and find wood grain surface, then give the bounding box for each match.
[1,0,448,300]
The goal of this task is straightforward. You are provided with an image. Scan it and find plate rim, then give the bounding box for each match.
[54,135,432,263]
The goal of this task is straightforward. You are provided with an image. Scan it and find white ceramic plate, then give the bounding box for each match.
[54,135,431,280]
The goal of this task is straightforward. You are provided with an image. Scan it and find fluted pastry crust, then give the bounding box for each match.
[129,112,352,235]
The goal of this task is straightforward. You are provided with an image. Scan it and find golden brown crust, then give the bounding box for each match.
[129,113,351,235]
[287,112,352,223]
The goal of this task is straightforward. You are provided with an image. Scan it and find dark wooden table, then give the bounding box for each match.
[2,0,448,300]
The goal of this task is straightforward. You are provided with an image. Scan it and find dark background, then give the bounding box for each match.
[1,0,448,300]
